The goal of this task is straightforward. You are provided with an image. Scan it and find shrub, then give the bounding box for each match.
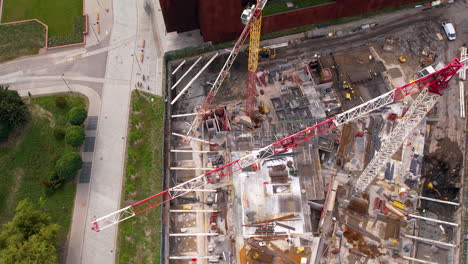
[68,107,87,126]
[53,127,65,140]
[0,122,9,142]
[55,96,68,109]
[55,152,82,181]
[0,86,29,128]
[42,172,64,191]
[65,126,85,147]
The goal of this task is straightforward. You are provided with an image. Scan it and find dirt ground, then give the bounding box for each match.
[166,2,468,263]
[421,138,463,220]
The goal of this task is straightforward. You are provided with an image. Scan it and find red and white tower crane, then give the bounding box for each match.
[92,57,464,232]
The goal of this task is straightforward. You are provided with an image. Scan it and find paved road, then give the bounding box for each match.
[0,0,199,262]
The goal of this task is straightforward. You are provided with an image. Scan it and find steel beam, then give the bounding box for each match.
[408,214,459,227]
[402,256,438,264]
[169,233,219,237]
[172,132,213,145]
[170,167,213,171]
[170,189,217,192]
[404,234,456,248]
[171,60,186,75]
[171,149,217,153]
[171,113,198,118]
[418,196,460,206]
[460,81,465,118]
[171,53,219,105]
[169,256,220,260]
[171,57,201,90]
[170,209,219,213]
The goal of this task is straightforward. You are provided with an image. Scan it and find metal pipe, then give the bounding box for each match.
[170,209,219,213]
[171,113,198,118]
[404,234,456,248]
[171,60,186,75]
[460,81,465,118]
[172,132,213,145]
[170,167,213,171]
[171,56,202,90]
[169,233,218,237]
[171,53,219,104]
[169,256,220,260]
[170,189,217,193]
[171,149,217,153]
[408,214,459,227]
[417,196,460,206]
[402,256,438,264]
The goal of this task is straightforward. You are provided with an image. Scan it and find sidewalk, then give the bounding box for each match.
[80,0,137,263]
[85,0,113,48]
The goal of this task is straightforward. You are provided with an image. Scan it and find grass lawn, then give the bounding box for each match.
[117,90,165,264]
[0,94,86,259]
[1,0,83,37]
[262,0,335,16]
[0,21,46,62]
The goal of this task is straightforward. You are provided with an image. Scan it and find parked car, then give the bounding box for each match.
[442,22,456,40]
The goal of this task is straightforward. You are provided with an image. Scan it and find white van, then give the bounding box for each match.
[442,22,456,40]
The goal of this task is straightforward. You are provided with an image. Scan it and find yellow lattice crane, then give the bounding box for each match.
[242,0,268,118]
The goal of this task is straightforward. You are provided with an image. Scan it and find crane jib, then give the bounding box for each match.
[90,57,463,231]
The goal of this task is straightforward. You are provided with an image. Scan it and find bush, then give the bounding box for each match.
[55,96,68,109]
[0,122,9,142]
[67,107,87,126]
[42,171,64,191]
[65,126,85,147]
[0,86,29,128]
[55,152,82,181]
[53,127,65,140]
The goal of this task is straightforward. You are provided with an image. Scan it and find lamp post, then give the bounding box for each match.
[91,22,100,43]
[61,74,72,93]
[132,53,143,73]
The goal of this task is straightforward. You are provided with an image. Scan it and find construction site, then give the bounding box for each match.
[90,1,468,263]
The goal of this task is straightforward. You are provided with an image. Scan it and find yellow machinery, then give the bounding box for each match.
[259,47,277,59]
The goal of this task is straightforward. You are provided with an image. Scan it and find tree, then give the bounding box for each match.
[0,122,8,142]
[0,199,59,264]
[67,106,87,126]
[0,224,59,264]
[55,152,82,181]
[65,125,85,147]
[0,86,29,129]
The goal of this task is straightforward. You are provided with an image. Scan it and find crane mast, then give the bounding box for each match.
[354,56,465,193]
[185,0,268,140]
[353,89,439,194]
[246,6,263,118]
[91,57,463,232]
